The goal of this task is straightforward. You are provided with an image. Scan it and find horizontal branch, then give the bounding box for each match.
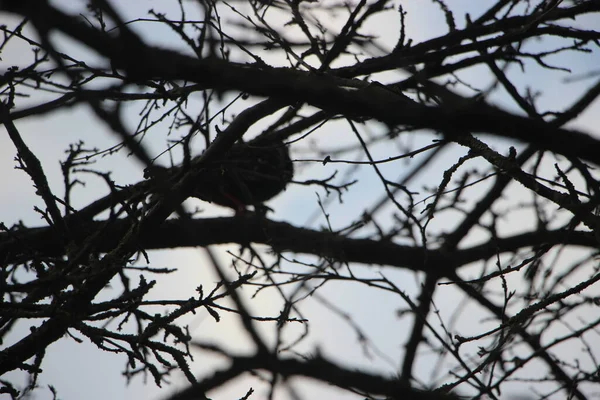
[169,351,458,400]
[2,215,596,273]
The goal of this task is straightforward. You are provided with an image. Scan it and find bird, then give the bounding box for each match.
[145,139,293,211]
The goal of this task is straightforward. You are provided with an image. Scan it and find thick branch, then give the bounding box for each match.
[2,216,596,273]
[3,2,600,165]
[169,352,458,400]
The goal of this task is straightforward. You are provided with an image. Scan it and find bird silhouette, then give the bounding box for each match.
[146,140,293,211]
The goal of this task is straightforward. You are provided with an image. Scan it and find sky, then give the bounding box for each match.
[1,1,600,400]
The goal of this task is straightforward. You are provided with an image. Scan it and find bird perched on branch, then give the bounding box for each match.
[145,139,293,211]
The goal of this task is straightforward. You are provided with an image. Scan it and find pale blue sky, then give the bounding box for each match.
[1,1,599,400]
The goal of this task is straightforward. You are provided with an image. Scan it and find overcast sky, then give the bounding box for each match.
[1,1,599,400]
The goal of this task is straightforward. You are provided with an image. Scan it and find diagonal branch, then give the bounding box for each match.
[3,1,600,165]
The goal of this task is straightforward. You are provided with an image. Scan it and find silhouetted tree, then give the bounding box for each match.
[1,1,599,399]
